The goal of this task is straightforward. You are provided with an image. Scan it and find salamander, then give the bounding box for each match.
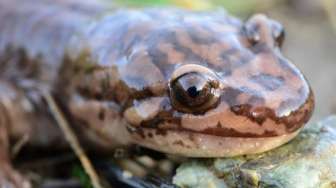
[0,0,314,187]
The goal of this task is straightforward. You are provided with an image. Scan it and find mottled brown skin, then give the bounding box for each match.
[0,0,314,187]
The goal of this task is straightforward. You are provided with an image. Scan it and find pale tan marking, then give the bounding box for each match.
[124,97,165,126]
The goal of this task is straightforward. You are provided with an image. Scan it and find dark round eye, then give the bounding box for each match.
[170,72,220,114]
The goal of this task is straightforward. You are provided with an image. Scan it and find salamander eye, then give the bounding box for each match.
[170,72,221,114]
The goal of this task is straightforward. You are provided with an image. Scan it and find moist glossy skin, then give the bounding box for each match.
[0,1,315,186]
[0,0,314,169]
[74,9,313,156]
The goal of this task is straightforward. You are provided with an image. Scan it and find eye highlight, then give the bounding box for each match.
[170,71,221,114]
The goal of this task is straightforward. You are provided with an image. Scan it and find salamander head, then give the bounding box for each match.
[120,11,314,157]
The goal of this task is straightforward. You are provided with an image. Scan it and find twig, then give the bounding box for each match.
[43,92,104,188]
[11,134,29,159]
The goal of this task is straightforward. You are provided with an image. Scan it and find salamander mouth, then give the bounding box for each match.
[124,86,314,157]
[128,128,300,157]
[125,89,314,139]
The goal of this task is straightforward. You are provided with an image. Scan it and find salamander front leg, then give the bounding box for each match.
[0,87,31,188]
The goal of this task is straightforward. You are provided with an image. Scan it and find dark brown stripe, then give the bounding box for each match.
[128,126,278,138]
[231,89,314,133]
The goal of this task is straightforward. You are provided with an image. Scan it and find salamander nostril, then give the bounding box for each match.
[243,14,286,48]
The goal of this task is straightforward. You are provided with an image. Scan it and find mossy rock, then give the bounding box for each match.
[173,116,336,188]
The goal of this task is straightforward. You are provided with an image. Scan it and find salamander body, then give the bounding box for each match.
[0,1,314,187]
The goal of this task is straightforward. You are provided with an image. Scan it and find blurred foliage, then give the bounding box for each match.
[71,164,93,188]
[322,0,336,33]
[115,0,282,15]
[171,0,213,10]
[211,0,277,14]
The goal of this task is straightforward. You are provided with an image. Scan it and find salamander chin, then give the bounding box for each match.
[128,128,300,157]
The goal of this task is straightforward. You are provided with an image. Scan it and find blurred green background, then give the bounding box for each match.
[115,0,274,14]
[114,0,336,123]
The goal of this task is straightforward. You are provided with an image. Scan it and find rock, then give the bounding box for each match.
[173,116,336,188]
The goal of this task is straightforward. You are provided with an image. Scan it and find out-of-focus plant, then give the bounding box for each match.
[171,0,213,10]
[322,0,336,34]
[115,0,282,15]
[115,0,170,7]
[72,165,93,188]
[211,0,279,14]
[115,0,212,9]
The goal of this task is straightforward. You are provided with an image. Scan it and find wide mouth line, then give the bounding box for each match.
[129,126,291,138]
